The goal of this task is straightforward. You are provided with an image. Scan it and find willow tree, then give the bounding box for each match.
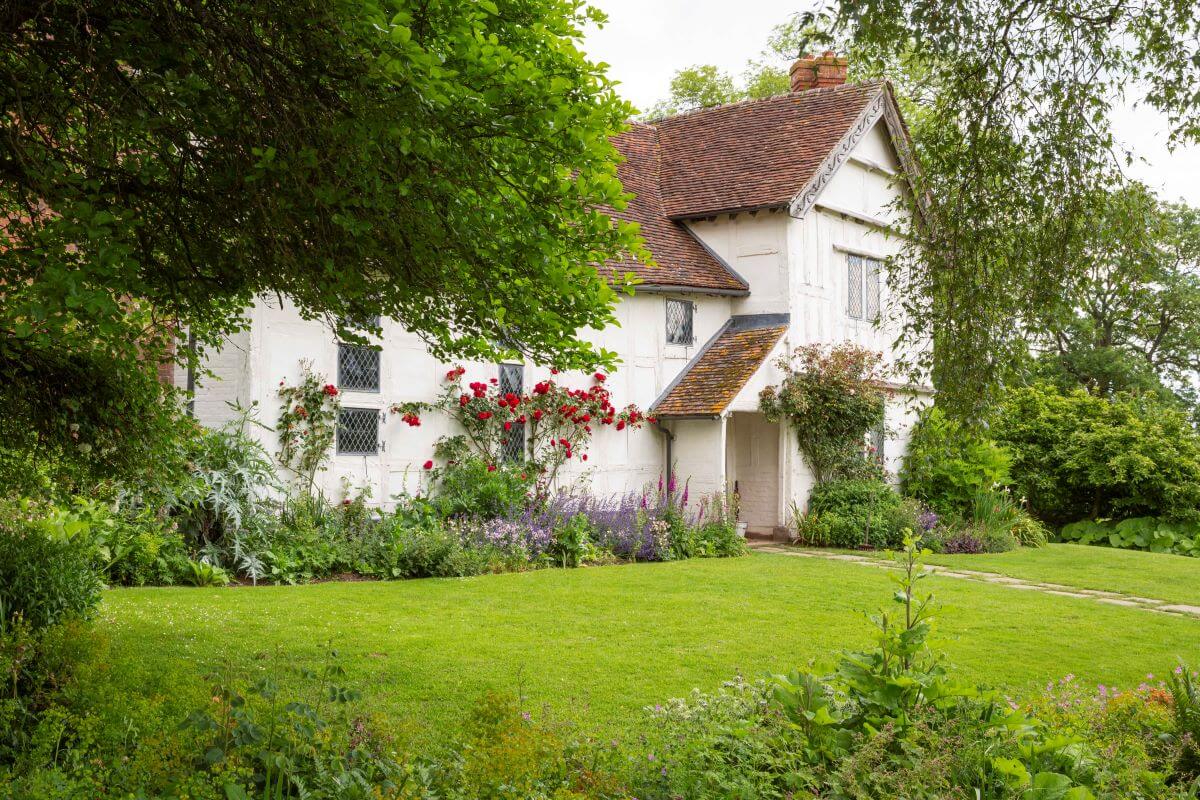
[799,0,1200,420]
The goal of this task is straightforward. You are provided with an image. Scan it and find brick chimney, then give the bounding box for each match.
[789,51,849,92]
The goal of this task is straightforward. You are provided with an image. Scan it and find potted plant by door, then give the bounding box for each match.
[731,491,746,538]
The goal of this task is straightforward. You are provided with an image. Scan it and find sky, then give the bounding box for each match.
[581,0,1200,207]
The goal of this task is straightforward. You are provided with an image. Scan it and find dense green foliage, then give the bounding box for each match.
[1029,188,1200,408]
[0,500,103,631]
[993,383,1200,525]
[1062,517,1200,559]
[799,478,918,549]
[809,0,1200,419]
[760,343,887,485]
[1,0,645,483]
[902,406,1012,515]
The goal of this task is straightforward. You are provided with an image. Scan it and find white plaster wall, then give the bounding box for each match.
[191,291,736,505]
[669,417,726,501]
[176,328,254,430]
[724,412,781,529]
[689,212,790,315]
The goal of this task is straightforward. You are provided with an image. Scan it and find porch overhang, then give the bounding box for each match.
[650,314,789,419]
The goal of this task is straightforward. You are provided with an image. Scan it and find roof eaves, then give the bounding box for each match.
[786,83,888,220]
[680,224,749,291]
[634,283,750,297]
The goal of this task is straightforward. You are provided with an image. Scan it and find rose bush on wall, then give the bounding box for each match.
[760,344,890,485]
[276,361,341,491]
[392,367,652,502]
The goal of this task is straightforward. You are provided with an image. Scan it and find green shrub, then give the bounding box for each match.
[0,500,102,631]
[994,383,1200,524]
[431,458,531,518]
[801,479,911,549]
[0,616,106,765]
[1061,516,1200,557]
[901,406,1012,515]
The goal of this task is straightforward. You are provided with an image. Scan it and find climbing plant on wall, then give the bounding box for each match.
[760,343,889,484]
[393,367,650,501]
[276,362,341,491]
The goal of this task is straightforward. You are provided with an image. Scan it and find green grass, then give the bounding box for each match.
[909,543,1200,606]
[98,551,1200,738]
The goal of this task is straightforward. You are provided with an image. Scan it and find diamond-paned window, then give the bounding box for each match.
[847,254,882,321]
[847,255,865,319]
[338,343,380,392]
[865,259,881,319]
[665,299,694,345]
[499,363,525,463]
[337,407,380,455]
[869,422,886,465]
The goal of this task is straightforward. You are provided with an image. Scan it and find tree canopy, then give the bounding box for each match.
[806,0,1200,419]
[1031,186,1200,406]
[0,0,645,483]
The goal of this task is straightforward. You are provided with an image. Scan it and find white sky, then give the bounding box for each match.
[581,0,1200,206]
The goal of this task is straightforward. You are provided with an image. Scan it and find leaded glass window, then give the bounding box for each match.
[338,343,380,392]
[665,299,694,345]
[865,259,881,320]
[847,254,882,321]
[869,422,886,465]
[499,363,525,463]
[846,255,864,318]
[337,407,380,455]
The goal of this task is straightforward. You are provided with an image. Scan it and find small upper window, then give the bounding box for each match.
[337,407,380,455]
[847,254,882,320]
[665,299,694,345]
[338,343,380,392]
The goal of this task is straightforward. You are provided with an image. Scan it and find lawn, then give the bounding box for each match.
[910,543,1200,606]
[98,550,1200,739]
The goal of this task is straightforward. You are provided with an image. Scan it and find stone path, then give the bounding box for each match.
[749,542,1200,619]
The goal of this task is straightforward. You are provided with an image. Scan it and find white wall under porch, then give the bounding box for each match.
[725,412,785,534]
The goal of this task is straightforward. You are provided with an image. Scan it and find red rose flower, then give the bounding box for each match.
[477,411,493,420]
[487,464,497,472]
[594,372,606,382]
[616,420,626,431]
[323,384,339,397]
[503,421,513,431]
[582,454,588,461]
[423,460,433,470]
[460,394,471,406]
[532,409,544,421]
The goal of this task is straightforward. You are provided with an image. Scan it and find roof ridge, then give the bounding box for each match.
[643,79,884,125]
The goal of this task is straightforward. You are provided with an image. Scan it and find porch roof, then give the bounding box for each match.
[651,314,788,418]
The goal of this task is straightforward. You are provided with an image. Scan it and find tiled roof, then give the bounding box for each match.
[655,82,882,219]
[604,82,885,291]
[652,315,788,417]
[602,125,748,293]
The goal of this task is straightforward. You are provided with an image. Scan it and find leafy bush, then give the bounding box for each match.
[901,405,1012,515]
[994,383,1200,524]
[0,500,102,631]
[430,458,532,519]
[760,343,888,484]
[799,478,913,549]
[1061,517,1200,557]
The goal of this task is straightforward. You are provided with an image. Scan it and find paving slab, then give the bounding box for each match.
[748,542,1196,618]
[1159,604,1200,616]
